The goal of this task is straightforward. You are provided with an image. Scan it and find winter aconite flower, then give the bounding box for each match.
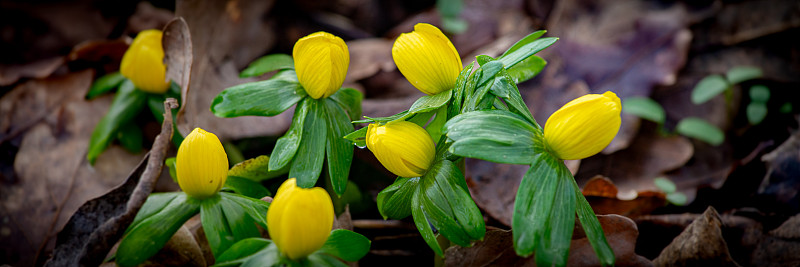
[294,32,349,99]
[366,121,435,177]
[544,91,622,160]
[176,128,228,199]
[392,23,462,95]
[267,178,335,260]
[120,29,170,94]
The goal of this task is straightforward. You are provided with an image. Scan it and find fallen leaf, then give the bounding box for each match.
[0,57,65,86]
[758,127,800,214]
[653,206,740,266]
[581,176,667,217]
[752,213,800,266]
[140,225,206,267]
[0,70,144,266]
[444,215,652,267]
[45,99,176,266]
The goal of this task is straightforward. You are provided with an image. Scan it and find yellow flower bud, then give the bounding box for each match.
[293,32,349,99]
[544,91,622,160]
[120,29,170,94]
[366,121,435,177]
[176,128,228,199]
[267,178,334,260]
[392,23,462,95]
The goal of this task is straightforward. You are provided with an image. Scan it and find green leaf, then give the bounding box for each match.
[224,142,246,165]
[500,30,546,58]
[224,176,271,198]
[271,69,300,83]
[219,196,262,241]
[128,192,181,232]
[290,99,327,188]
[691,75,730,104]
[436,0,463,17]
[352,110,412,124]
[506,55,546,84]
[230,155,288,181]
[572,179,615,266]
[444,110,544,164]
[215,238,273,264]
[146,94,184,147]
[240,54,295,78]
[270,98,310,171]
[623,97,666,124]
[534,164,576,266]
[780,102,793,113]
[409,89,453,114]
[166,157,178,183]
[211,79,306,117]
[489,73,538,127]
[654,177,677,194]
[221,192,270,230]
[441,17,468,34]
[318,229,371,262]
[747,102,768,125]
[428,160,485,241]
[497,37,558,69]
[117,193,200,267]
[463,62,503,112]
[749,85,770,103]
[86,72,125,99]
[425,107,448,144]
[330,88,363,121]
[418,170,472,247]
[200,195,236,258]
[411,188,443,256]
[323,98,355,196]
[238,243,281,267]
[343,127,367,148]
[676,117,725,146]
[376,177,419,220]
[449,62,475,119]
[306,253,349,267]
[512,154,560,257]
[726,66,762,85]
[117,123,143,153]
[476,55,495,66]
[666,192,688,206]
[87,80,147,164]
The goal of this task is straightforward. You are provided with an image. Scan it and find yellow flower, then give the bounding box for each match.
[176,128,228,199]
[120,29,170,94]
[267,178,334,260]
[293,32,349,99]
[366,121,435,177]
[392,23,462,95]
[544,91,622,160]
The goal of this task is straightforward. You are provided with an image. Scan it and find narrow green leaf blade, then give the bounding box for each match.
[572,179,615,266]
[506,55,546,84]
[489,73,538,127]
[200,195,236,258]
[229,155,288,182]
[223,176,271,198]
[691,74,729,104]
[319,229,371,262]
[376,177,419,220]
[622,97,666,124]
[444,110,543,164]
[117,194,200,267]
[165,157,178,183]
[269,98,310,171]
[726,66,762,85]
[219,196,262,242]
[676,117,725,146]
[512,154,559,257]
[330,88,363,121]
[87,80,146,164]
[306,253,349,267]
[239,54,294,78]
[323,98,355,195]
[535,169,576,266]
[86,72,125,99]
[409,89,453,114]
[289,99,327,188]
[238,243,280,267]
[430,160,485,241]
[500,30,546,58]
[411,189,443,256]
[215,238,272,264]
[222,192,270,230]
[498,37,558,69]
[127,192,181,232]
[343,127,367,148]
[117,123,143,153]
[211,79,306,117]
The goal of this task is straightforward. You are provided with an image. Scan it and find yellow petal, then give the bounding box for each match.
[267,178,334,260]
[366,121,435,177]
[176,128,229,199]
[544,91,622,160]
[120,29,170,94]
[293,32,349,99]
[392,23,462,95]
